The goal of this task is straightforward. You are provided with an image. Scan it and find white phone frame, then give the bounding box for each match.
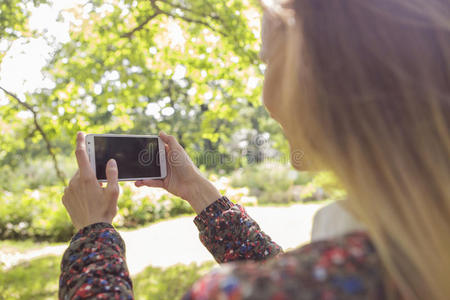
[85,134,167,182]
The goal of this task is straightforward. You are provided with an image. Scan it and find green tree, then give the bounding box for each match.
[0,0,287,188]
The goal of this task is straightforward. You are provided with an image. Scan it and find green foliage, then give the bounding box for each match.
[0,186,75,242]
[0,0,287,179]
[0,183,194,242]
[0,157,77,193]
[310,171,347,200]
[115,184,193,228]
[228,163,347,205]
[133,261,216,300]
[0,0,47,38]
[230,162,317,204]
[0,255,215,300]
[0,162,344,242]
[231,162,312,192]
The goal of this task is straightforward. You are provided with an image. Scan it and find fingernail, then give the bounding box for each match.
[108,159,117,168]
[160,130,167,136]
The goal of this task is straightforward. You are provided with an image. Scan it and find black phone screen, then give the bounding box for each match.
[94,136,161,180]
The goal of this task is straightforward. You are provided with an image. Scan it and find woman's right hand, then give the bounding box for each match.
[135,131,221,214]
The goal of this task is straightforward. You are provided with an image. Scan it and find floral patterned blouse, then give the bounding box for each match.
[59,196,386,299]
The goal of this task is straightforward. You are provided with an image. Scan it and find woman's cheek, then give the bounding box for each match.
[262,63,283,121]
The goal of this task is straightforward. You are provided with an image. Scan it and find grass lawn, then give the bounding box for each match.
[0,255,216,300]
[0,240,65,253]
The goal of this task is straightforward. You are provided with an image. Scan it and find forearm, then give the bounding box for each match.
[194,197,283,263]
[59,223,133,300]
[185,177,222,214]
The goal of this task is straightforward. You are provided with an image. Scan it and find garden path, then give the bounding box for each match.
[1,203,325,275]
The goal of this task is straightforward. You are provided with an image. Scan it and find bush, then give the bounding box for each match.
[310,171,347,201]
[0,184,194,242]
[0,187,75,242]
[229,162,319,205]
[115,184,193,228]
[229,162,346,205]
[230,162,312,194]
[0,157,77,193]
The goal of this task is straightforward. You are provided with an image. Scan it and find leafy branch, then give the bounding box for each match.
[120,11,160,38]
[121,0,228,38]
[158,0,221,21]
[0,86,67,185]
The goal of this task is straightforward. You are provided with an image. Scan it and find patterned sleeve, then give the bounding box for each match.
[182,232,384,300]
[193,196,283,263]
[59,222,133,300]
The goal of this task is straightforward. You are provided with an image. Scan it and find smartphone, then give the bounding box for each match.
[85,134,167,182]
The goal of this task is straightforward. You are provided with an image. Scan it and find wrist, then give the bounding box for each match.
[185,177,221,214]
[77,219,113,231]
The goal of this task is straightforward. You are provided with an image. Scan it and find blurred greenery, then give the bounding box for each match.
[0,255,215,300]
[0,0,288,181]
[230,162,342,205]
[0,183,195,242]
[0,0,323,242]
[0,186,74,242]
[0,240,64,256]
[0,163,345,242]
[133,261,216,300]
[0,256,60,300]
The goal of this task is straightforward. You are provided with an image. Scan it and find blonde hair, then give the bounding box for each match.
[263,0,450,299]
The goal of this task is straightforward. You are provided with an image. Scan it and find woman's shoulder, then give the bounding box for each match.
[186,231,386,299]
[292,231,382,285]
[293,231,377,268]
[269,231,385,298]
[266,231,385,298]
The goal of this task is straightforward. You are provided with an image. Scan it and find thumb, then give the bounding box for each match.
[159,131,179,149]
[135,179,164,188]
[106,159,119,197]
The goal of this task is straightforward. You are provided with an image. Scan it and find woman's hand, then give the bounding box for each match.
[135,131,221,214]
[62,132,120,231]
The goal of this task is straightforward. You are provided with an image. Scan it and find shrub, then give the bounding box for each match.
[0,187,75,242]
[310,171,347,200]
[230,162,307,194]
[0,157,77,193]
[229,162,319,204]
[0,184,194,242]
[115,184,193,228]
[228,162,347,205]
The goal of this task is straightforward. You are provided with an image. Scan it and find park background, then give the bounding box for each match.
[0,0,344,298]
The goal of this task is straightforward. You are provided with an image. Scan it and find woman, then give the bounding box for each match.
[59,0,450,299]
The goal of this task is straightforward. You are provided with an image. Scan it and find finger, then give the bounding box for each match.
[164,144,172,176]
[75,132,94,178]
[159,131,180,149]
[105,159,119,196]
[136,179,164,188]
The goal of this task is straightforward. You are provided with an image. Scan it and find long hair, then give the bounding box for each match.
[262,0,450,299]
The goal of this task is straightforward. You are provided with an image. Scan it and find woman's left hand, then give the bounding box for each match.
[62,132,120,231]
